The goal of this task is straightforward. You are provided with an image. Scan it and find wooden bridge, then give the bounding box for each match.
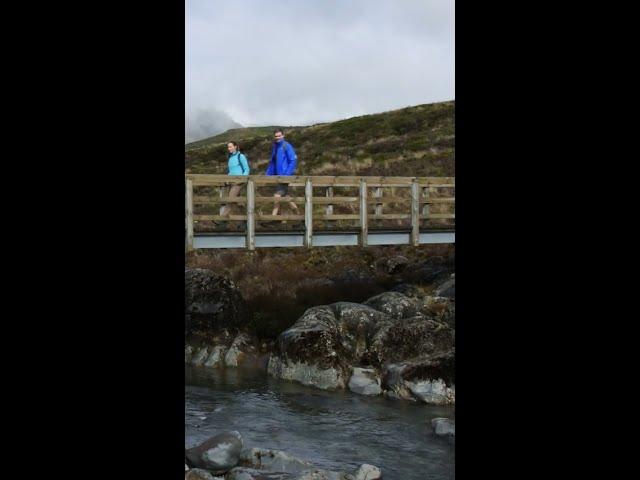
[185,174,455,250]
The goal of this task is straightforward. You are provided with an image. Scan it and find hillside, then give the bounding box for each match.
[184,100,454,177]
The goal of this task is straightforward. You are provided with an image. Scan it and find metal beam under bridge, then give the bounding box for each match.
[192,229,455,249]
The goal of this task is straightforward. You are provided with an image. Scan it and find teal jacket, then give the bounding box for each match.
[228,151,250,175]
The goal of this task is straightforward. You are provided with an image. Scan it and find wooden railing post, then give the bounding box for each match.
[246,178,255,250]
[360,179,368,247]
[325,186,333,215]
[422,185,430,221]
[411,180,420,246]
[219,184,228,215]
[186,177,194,251]
[374,187,383,216]
[305,178,313,247]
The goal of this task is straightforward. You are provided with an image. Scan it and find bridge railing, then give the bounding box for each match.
[185,174,455,250]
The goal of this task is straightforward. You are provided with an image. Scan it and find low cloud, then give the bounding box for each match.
[186,0,454,137]
[185,109,242,143]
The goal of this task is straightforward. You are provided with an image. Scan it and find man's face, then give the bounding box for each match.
[274,132,284,143]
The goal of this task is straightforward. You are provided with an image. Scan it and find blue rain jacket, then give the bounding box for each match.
[266,140,297,176]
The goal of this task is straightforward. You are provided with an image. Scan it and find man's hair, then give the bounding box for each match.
[273,129,284,136]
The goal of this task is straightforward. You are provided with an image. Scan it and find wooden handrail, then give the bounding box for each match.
[185,174,454,250]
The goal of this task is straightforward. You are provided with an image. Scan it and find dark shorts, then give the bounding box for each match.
[275,183,289,196]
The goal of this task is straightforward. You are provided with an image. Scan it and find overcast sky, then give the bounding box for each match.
[186,0,454,140]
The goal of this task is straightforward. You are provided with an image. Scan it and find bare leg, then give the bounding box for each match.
[272,194,281,216]
[221,184,241,217]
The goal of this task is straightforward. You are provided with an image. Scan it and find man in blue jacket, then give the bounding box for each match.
[266,129,299,216]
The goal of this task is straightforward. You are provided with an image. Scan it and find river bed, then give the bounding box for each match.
[186,365,454,479]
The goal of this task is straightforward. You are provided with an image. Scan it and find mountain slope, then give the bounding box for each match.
[185,100,454,177]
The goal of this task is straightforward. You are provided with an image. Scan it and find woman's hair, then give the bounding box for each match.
[227,141,240,156]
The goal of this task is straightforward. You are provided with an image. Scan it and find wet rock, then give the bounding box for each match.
[227,468,294,480]
[191,346,210,366]
[431,417,455,437]
[185,468,219,480]
[363,292,421,320]
[185,268,249,338]
[382,353,455,405]
[433,275,455,299]
[421,296,455,327]
[381,363,417,402]
[295,470,342,480]
[348,368,382,396]
[240,448,314,474]
[269,291,454,395]
[384,255,410,273]
[367,316,454,366]
[331,302,389,361]
[268,305,349,390]
[406,378,455,405]
[185,431,243,474]
[225,333,259,367]
[185,345,194,363]
[352,464,382,480]
[268,356,345,391]
[204,345,227,367]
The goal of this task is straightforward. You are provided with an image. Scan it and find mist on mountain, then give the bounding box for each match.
[185,109,242,144]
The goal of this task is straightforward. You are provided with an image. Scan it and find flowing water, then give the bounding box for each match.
[186,365,455,480]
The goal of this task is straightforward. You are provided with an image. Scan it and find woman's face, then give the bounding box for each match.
[227,143,236,153]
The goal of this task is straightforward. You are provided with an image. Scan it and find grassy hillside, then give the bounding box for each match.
[185,100,454,177]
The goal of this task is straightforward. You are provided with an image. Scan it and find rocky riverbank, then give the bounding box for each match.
[185,430,383,480]
[185,257,455,405]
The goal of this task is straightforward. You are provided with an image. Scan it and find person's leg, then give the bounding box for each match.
[272,184,286,216]
[272,195,281,216]
[220,184,241,216]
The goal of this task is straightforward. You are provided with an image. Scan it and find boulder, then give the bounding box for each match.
[191,346,210,366]
[421,296,455,327]
[384,255,410,273]
[184,468,220,480]
[433,275,455,299]
[363,291,421,319]
[185,431,243,474]
[269,292,454,396]
[367,317,454,366]
[268,356,345,391]
[331,302,389,360]
[295,470,342,480]
[431,417,455,437]
[240,448,314,474]
[268,306,349,390]
[204,345,227,367]
[348,368,382,396]
[185,268,249,338]
[225,333,259,367]
[352,464,382,480]
[226,468,294,480]
[233,448,382,480]
[382,352,455,405]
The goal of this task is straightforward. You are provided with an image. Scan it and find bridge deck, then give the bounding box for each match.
[192,228,454,249]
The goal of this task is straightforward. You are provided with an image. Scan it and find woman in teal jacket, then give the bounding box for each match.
[220,141,249,217]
